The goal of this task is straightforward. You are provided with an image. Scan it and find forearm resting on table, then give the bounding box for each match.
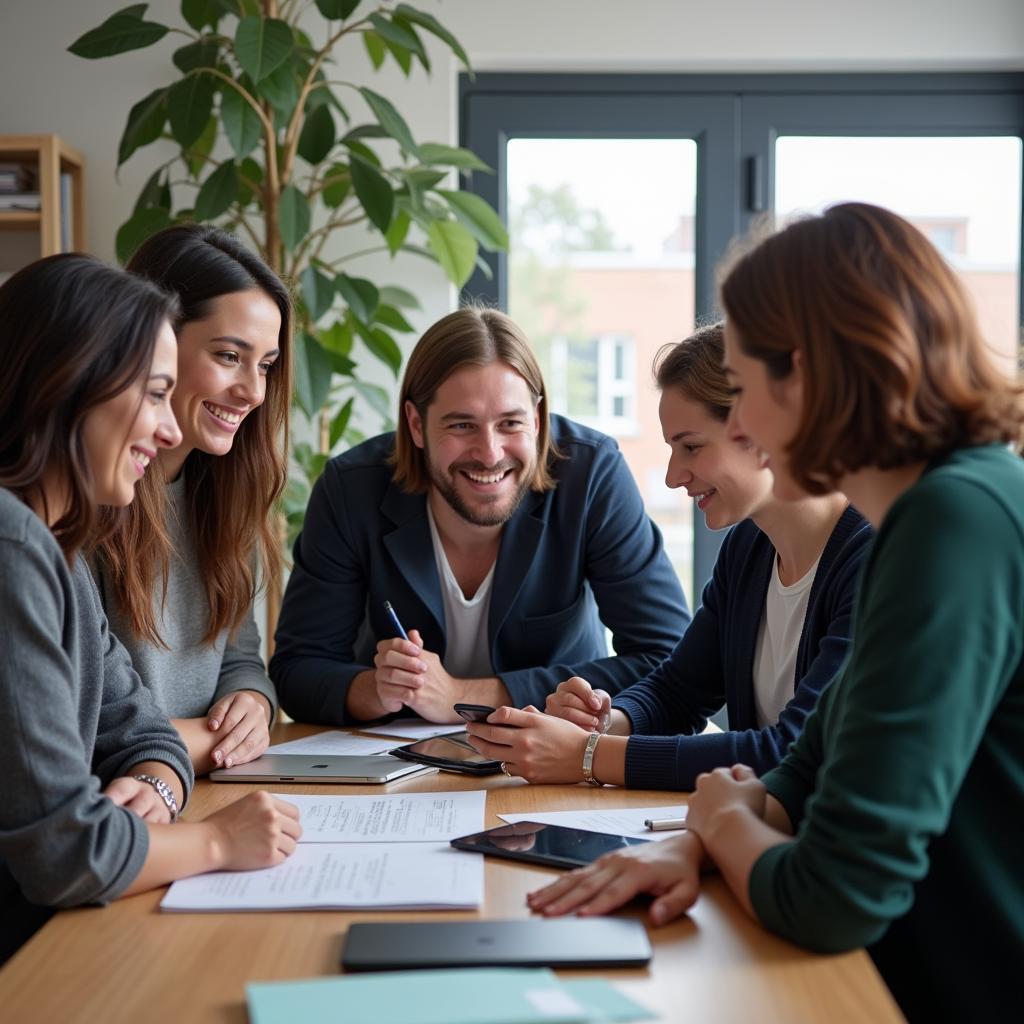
[119,821,222,896]
[702,795,793,917]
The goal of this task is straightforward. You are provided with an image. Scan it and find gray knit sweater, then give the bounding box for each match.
[0,487,194,962]
[95,477,278,721]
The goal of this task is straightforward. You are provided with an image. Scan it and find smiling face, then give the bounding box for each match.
[406,361,540,529]
[162,288,282,477]
[82,320,182,507]
[659,386,774,530]
[722,323,806,502]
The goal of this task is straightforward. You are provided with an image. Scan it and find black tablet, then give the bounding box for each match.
[390,732,503,775]
[450,820,651,868]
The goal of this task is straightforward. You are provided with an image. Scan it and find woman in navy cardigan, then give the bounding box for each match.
[466,323,871,790]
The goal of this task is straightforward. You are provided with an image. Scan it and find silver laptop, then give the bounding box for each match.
[209,754,436,784]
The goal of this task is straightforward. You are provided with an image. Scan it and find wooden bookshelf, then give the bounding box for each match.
[0,134,85,257]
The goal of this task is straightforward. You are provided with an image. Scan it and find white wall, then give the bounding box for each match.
[2,0,1022,327]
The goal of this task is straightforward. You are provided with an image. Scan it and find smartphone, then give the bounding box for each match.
[453,702,497,723]
[451,821,650,869]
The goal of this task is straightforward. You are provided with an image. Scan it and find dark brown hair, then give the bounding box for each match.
[720,202,1024,492]
[654,323,731,422]
[391,306,559,493]
[95,224,292,645]
[0,254,177,559]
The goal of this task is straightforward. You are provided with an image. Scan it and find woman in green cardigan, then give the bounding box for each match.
[527,202,1024,1022]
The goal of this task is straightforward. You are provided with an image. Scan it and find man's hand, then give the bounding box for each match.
[685,764,767,841]
[207,691,272,769]
[104,776,173,824]
[527,831,704,925]
[372,629,462,722]
[544,676,612,732]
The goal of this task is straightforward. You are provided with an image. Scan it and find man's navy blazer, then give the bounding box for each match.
[270,415,690,724]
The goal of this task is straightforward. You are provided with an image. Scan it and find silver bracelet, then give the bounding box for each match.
[581,731,603,786]
[132,774,178,822]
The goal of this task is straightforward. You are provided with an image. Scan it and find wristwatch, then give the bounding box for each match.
[581,731,603,786]
[133,774,179,822]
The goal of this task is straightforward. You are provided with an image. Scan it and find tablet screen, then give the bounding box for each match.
[390,733,503,774]
[450,821,651,869]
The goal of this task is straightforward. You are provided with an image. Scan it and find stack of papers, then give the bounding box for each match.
[265,731,395,756]
[161,791,485,912]
[247,968,654,1024]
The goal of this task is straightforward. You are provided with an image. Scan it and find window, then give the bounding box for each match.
[462,73,1024,600]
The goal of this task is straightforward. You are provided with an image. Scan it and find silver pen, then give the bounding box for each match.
[644,817,687,832]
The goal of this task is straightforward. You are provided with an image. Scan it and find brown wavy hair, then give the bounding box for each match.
[720,202,1024,493]
[0,254,177,560]
[94,225,292,646]
[654,323,731,422]
[390,306,560,493]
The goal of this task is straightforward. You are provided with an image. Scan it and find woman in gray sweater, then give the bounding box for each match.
[0,254,299,964]
[94,225,292,775]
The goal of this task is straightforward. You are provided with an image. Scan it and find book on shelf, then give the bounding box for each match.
[0,193,41,211]
[60,172,73,250]
[0,163,37,194]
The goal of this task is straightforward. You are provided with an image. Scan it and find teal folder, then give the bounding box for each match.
[246,967,653,1024]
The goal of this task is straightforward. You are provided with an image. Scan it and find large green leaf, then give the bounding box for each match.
[113,4,149,18]
[133,168,171,214]
[375,303,415,333]
[384,209,410,255]
[255,61,299,112]
[184,116,217,177]
[234,16,293,82]
[236,156,263,204]
[314,0,361,18]
[278,185,310,251]
[68,12,168,58]
[319,319,354,357]
[363,31,386,69]
[335,274,379,324]
[300,265,335,321]
[297,104,336,165]
[417,142,490,172]
[381,36,412,76]
[328,397,355,449]
[378,285,420,310]
[359,87,418,158]
[194,159,239,221]
[395,4,472,71]
[173,37,219,73]
[354,323,402,379]
[350,156,393,233]
[368,14,428,71]
[437,189,508,250]
[293,330,334,418]
[167,74,216,149]
[116,206,172,265]
[221,85,262,158]
[117,87,166,166]
[182,0,225,31]
[321,164,351,208]
[427,220,478,287]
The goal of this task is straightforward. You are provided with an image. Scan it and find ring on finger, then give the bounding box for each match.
[500,762,512,777]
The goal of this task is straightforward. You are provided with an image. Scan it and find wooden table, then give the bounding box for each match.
[0,724,903,1023]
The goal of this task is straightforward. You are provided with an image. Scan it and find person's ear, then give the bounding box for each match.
[405,400,425,449]
[770,349,804,412]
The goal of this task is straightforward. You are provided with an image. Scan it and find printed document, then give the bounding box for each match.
[162,842,483,911]
[498,805,687,841]
[359,721,466,741]
[266,731,394,757]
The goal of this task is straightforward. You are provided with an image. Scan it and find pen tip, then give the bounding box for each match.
[384,600,393,611]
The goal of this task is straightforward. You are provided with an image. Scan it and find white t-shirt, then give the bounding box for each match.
[752,553,820,728]
[426,507,496,679]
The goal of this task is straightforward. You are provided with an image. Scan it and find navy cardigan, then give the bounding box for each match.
[617,505,872,790]
[270,416,689,724]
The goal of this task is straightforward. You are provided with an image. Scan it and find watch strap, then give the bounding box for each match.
[581,731,603,786]
[132,773,178,822]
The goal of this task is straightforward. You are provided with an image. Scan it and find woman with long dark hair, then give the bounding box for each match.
[0,254,299,965]
[94,224,292,773]
[527,203,1024,1021]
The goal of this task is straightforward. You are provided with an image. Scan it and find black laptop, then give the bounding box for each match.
[340,917,652,972]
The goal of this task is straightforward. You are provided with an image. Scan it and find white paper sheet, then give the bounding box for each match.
[161,842,483,911]
[358,722,467,741]
[265,731,394,757]
[281,790,486,843]
[498,805,687,842]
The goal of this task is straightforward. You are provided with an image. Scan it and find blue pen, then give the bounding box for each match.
[383,600,410,641]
